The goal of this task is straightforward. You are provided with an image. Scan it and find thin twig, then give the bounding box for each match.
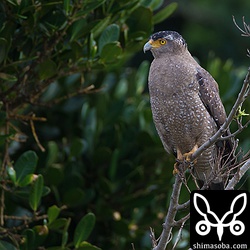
[225,159,250,190]
[4,214,47,221]
[131,243,136,250]
[233,16,250,57]
[171,219,188,250]
[153,174,182,250]
[9,113,47,122]
[30,118,45,152]
[220,119,250,140]
[150,227,158,248]
[173,213,190,227]
[176,200,190,211]
[52,84,97,104]
[232,16,250,37]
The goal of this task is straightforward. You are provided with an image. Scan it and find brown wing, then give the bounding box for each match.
[196,67,227,128]
[196,67,235,165]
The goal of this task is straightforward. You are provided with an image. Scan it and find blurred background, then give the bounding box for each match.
[156,0,250,65]
[0,0,249,249]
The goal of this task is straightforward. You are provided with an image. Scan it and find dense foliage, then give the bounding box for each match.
[0,0,249,250]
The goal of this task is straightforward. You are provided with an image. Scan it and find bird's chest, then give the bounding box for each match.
[148,62,207,147]
[150,85,203,127]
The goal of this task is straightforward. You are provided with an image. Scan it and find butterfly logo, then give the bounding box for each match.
[193,193,247,241]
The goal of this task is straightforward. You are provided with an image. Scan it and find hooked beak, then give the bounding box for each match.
[143,40,153,53]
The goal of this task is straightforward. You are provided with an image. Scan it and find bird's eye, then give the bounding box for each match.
[159,39,166,45]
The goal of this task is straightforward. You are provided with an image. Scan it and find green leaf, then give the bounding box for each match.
[71,41,83,59]
[29,175,44,211]
[88,32,97,58]
[38,59,57,80]
[23,229,35,250]
[153,2,178,24]
[70,138,86,157]
[127,6,153,38]
[73,0,105,18]
[135,60,149,95]
[48,218,68,230]
[91,16,111,38]
[70,19,87,41]
[14,150,38,186]
[46,141,59,166]
[148,0,164,10]
[62,231,69,247]
[18,174,34,187]
[98,24,120,54]
[100,42,122,63]
[73,213,96,248]
[43,186,51,196]
[63,0,70,15]
[0,240,18,250]
[77,241,102,250]
[6,166,16,183]
[48,205,61,224]
[109,149,119,181]
[62,218,71,247]
[114,78,128,99]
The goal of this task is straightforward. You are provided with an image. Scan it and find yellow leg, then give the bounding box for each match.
[173,148,183,175]
[183,144,198,162]
[173,145,198,175]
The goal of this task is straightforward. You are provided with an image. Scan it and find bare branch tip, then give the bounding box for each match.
[233,16,250,37]
[131,243,136,250]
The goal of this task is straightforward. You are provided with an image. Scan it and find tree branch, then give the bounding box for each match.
[152,174,183,250]
[220,119,250,140]
[172,214,189,250]
[226,159,250,190]
[233,16,250,37]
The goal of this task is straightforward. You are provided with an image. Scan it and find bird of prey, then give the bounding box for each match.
[143,31,233,189]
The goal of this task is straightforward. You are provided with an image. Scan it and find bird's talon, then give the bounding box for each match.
[173,162,180,175]
[183,152,192,162]
[182,145,198,167]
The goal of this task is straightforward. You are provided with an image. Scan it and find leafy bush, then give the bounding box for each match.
[0,0,248,250]
[0,0,178,249]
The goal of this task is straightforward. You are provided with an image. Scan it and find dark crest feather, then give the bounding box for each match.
[151,31,187,47]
